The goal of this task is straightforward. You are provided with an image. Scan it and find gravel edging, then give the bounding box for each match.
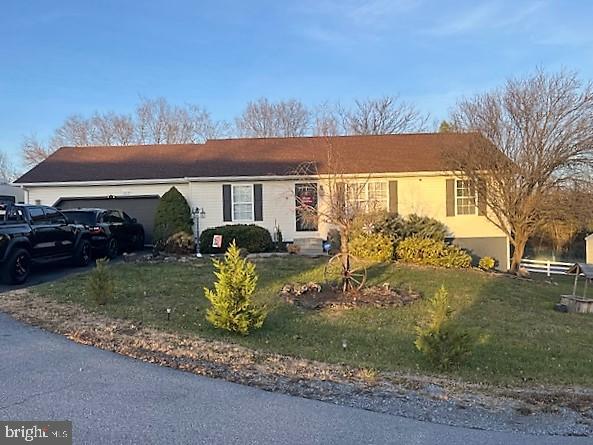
[1,289,592,437]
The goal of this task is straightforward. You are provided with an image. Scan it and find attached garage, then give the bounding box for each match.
[55,195,160,243]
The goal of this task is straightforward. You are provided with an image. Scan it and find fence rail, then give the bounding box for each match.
[520,259,574,276]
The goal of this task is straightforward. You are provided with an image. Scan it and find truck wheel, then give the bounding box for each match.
[1,248,31,284]
[73,239,92,267]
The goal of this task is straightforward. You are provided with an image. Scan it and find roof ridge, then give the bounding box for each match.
[206,132,456,143]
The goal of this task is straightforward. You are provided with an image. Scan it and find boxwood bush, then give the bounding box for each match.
[349,211,450,261]
[396,236,471,268]
[199,225,273,254]
[352,212,448,245]
[349,233,395,262]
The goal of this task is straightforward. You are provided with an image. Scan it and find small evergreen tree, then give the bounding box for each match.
[153,187,193,250]
[88,258,114,305]
[438,120,453,132]
[204,241,266,335]
[415,286,473,370]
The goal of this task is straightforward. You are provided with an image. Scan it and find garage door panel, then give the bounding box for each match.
[56,196,160,243]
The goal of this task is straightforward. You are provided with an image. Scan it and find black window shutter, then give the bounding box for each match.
[388,181,398,213]
[253,184,263,221]
[446,179,455,217]
[223,184,232,222]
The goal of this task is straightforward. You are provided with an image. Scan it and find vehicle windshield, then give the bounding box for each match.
[62,211,97,226]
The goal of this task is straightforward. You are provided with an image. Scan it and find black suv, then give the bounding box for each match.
[61,208,145,258]
[0,204,92,284]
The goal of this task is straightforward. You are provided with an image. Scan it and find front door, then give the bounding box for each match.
[295,183,318,232]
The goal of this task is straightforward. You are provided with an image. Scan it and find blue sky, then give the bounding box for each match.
[1,0,592,165]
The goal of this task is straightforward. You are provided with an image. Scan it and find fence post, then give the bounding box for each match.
[547,261,551,277]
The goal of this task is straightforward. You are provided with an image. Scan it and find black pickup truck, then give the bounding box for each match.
[0,204,92,284]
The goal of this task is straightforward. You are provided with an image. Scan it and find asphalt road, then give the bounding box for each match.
[0,314,589,445]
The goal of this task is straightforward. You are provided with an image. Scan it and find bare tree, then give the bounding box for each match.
[339,95,429,135]
[313,102,341,136]
[236,98,310,137]
[0,150,17,183]
[135,97,229,144]
[51,115,94,147]
[294,140,380,291]
[21,135,55,168]
[91,112,136,145]
[21,97,229,166]
[533,183,593,257]
[187,104,231,141]
[448,69,593,273]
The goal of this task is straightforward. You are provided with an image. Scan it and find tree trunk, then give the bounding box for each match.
[510,236,527,274]
[339,229,351,292]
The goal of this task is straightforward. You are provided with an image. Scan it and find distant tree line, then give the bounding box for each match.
[19,95,430,167]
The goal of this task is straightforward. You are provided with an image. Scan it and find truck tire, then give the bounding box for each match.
[1,248,31,284]
[73,239,92,267]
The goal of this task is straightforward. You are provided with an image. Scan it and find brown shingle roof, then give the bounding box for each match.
[15,133,473,184]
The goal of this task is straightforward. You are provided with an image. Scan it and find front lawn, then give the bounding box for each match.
[35,257,593,387]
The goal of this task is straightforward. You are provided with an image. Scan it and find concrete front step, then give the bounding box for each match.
[294,237,323,247]
[293,237,324,255]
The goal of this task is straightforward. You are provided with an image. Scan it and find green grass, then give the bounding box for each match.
[36,257,593,387]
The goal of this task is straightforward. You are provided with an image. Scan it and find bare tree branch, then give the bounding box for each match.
[313,101,341,136]
[339,96,429,135]
[0,150,17,183]
[293,139,381,291]
[21,97,230,166]
[21,134,55,168]
[236,98,310,137]
[448,69,593,272]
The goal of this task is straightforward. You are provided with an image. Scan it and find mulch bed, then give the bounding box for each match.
[280,282,422,309]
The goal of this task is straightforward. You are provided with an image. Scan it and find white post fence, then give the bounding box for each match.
[519,259,574,277]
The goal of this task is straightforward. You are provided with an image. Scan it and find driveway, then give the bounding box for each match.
[0,262,95,293]
[0,252,133,293]
[0,314,588,445]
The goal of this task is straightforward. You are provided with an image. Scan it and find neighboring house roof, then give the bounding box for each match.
[15,133,476,184]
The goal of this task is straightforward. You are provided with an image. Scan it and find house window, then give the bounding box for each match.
[455,180,477,215]
[232,185,254,221]
[367,182,388,210]
[346,182,388,211]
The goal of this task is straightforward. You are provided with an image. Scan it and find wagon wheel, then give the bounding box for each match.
[324,253,367,292]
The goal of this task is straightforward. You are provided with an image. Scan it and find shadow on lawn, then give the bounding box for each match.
[258,259,593,385]
[448,271,593,385]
